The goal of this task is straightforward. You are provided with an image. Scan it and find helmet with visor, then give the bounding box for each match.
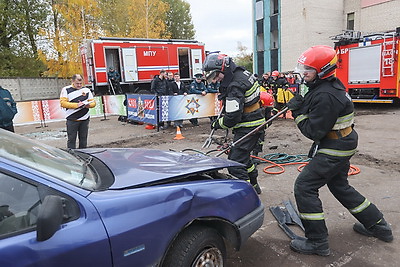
[295,45,337,79]
[202,53,230,83]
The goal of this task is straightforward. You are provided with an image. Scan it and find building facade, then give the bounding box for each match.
[253,0,400,75]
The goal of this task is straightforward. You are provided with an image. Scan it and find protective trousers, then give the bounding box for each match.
[294,153,383,240]
[228,129,262,185]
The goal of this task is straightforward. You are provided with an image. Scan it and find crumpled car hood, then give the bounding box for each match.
[83,148,242,189]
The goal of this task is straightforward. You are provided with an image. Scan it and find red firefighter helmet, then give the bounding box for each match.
[260,91,274,107]
[271,70,279,77]
[296,45,337,79]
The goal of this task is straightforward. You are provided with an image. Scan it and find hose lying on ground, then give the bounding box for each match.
[251,153,360,176]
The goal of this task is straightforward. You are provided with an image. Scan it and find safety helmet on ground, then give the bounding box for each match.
[271,70,279,77]
[260,91,274,107]
[296,45,337,79]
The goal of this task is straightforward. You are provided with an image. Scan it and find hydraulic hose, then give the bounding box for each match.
[252,153,360,176]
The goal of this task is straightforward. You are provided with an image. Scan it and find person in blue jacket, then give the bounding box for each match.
[206,77,220,93]
[188,73,207,126]
[107,67,122,94]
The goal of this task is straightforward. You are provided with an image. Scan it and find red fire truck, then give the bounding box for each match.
[80,37,205,95]
[333,28,400,103]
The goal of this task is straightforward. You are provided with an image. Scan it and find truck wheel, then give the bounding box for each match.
[163,226,225,267]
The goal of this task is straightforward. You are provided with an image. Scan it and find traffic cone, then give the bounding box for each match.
[145,124,156,130]
[173,126,185,140]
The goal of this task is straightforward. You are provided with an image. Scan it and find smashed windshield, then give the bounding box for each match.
[0,129,97,190]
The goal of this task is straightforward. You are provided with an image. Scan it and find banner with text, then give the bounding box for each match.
[126,94,158,125]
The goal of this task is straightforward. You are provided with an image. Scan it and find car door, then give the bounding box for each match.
[0,169,112,267]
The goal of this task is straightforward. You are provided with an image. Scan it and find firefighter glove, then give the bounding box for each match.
[211,119,222,130]
[286,94,304,111]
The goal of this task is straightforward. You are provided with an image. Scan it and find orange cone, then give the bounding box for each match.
[145,124,156,130]
[173,126,185,140]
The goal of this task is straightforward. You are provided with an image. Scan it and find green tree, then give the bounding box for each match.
[38,0,102,77]
[98,0,130,36]
[234,42,253,72]
[162,0,195,39]
[0,0,47,76]
[99,0,169,38]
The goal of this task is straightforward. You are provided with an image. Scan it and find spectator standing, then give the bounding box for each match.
[286,71,296,85]
[0,86,18,132]
[169,72,188,128]
[166,71,176,96]
[107,67,122,94]
[270,70,290,115]
[60,74,96,149]
[188,73,207,126]
[151,70,168,96]
[206,77,220,93]
[151,70,170,129]
[260,72,272,89]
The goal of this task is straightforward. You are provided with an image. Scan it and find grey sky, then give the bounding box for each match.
[185,0,253,57]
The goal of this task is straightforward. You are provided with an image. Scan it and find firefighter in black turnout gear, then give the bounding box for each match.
[203,54,265,194]
[287,45,393,256]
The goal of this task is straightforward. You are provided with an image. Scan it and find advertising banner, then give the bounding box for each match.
[159,93,219,121]
[126,94,158,125]
[13,101,42,124]
[102,95,126,115]
[14,96,104,125]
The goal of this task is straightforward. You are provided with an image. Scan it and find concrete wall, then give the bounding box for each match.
[0,78,70,101]
[280,0,344,71]
[360,6,400,33]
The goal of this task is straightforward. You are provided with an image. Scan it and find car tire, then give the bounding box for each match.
[162,226,226,267]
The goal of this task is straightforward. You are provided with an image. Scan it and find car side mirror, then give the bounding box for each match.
[36,195,65,242]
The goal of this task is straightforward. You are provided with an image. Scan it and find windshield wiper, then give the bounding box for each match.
[80,156,93,185]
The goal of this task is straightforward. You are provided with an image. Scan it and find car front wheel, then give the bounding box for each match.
[163,226,226,267]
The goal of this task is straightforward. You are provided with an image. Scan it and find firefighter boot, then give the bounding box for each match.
[353,219,393,242]
[290,237,330,256]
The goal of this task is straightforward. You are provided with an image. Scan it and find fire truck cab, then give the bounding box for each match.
[81,37,205,95]
[333,28,400,103]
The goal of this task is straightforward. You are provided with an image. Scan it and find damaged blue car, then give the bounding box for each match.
[0,129,264,266]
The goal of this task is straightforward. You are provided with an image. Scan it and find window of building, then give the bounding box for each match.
[256,1,264,20]
[271,0,279,15]
[257,20,264,35]
[347,12,355,30]
[257,34,264,52]
[270,30,279,49]
[257,51,264,75]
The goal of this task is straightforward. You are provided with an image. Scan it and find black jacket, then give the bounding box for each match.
[170,81,188,95]
[218,65,265,130]
[293,77,357,155]
[151,76,168,95]
[270,77,289,95]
